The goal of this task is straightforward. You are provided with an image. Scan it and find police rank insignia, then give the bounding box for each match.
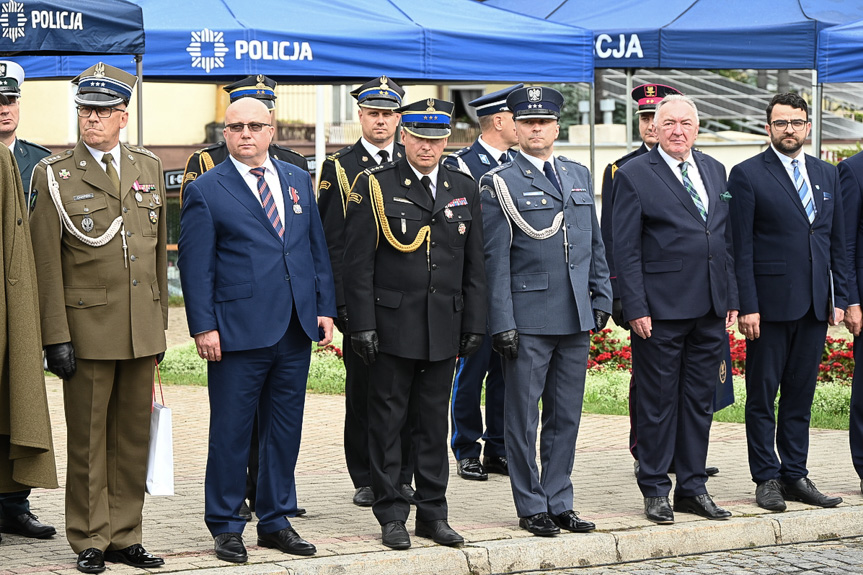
[59,169,71,179]
[81,215,94,232]
[458,222,466,235]
[478,153,490,166]
[149,210,157,224]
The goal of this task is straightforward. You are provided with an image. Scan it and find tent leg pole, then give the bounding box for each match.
[589,81,595,181]
[626,68,633,153]
[315,85,325,183]
[136,55,143,147]
[812,70,822,158]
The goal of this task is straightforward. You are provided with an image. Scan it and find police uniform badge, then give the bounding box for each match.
[528,88,542,102]
[478,153,490,166]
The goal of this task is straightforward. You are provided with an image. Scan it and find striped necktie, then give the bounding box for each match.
[792,159,815,223]
[679,161,707,221]
[249,167,284,239]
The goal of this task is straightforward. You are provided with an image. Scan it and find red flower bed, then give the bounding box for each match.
[314,344,343,359]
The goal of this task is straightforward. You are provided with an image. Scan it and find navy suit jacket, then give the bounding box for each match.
[612,146,738,322]
[178,157,336,351]
[841,151,863,307]
[729,148,847,322]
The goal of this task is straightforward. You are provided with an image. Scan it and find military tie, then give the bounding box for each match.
[378,150,389,165]
[679,161,707,221]
[421,175,434,201]
[249,167,284,239]
[499,152,509,164]
[101,152,120,193]
[792,159,815,223]
[543,161,562,194]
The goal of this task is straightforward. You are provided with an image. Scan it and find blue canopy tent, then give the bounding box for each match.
[485,0,863,152]
[818,19,863,84]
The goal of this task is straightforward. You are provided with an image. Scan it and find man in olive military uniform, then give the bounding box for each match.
[181,74,308,519]
[180,75,308,201]
[29,63,167,574]
[316,76,415,508]
[344,99,486,550]
[0,61,56,541]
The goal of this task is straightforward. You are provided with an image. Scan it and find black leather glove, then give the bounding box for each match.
[458,333,483,357]
[351,330,379,365]
[45,342,76,380]
[611,298,629,329]
[492,329,519,360]
[593,309,611,332]
[334,305,349,334]
[156,351,165,365]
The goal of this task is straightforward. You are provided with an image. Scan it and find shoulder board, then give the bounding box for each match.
[40,150,73,165]
[18,139,51,154]
[556,155,584,167]
[367,162,392,174]
[443,162,472,177]
[448,146,470,158]
[201,141,225,152]
[271,143,305,158]
[124,144,159,159]
[614,149,641,166]
[485,162,509,177]
[327,144,355,161]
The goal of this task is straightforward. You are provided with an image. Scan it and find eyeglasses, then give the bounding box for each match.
[770,119,808,131]
[225,122,272,133]
[76,106,126,118]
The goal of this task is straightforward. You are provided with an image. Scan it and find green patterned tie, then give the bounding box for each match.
[102,152,120,193]
[679,161,707,221]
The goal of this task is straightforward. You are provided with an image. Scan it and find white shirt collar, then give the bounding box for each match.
[657,143,692,171]
[84,141,122,170]
[228,154,276,176]
[408,162,439,195]
[360,137,395,163]
[476,135,508,163]
[519,150,553,173]
[770,144,805,170]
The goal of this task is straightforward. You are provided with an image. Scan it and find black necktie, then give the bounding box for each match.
[543,161,562,194]
[421,175,434,201]
[499,152,508,164]
[378,150,389,164]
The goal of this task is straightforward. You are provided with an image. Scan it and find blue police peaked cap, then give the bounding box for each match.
[397,98,453,139]
[469,84,524,117]
[506,86,563,120]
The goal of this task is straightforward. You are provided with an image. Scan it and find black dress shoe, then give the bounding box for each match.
[644,496,674,524]
[105,544,165,567]
[482,456,509,475]
[381,520,411,550]
[0,512,56,538]
[782,477,843,508]
[457,457,488,481]
[214,533,247,563]
[518,512,560,536]
[415,519,464,546]
[239,501,252,521]
[551,510,595,533]
[706,466,720,476]
[755,479,787,511]
[400,483,416,504]
[258,526,316,556]
[294,507,307,516]
[353,486,374,507]
[673,493,731,520]
[76,548,106,574]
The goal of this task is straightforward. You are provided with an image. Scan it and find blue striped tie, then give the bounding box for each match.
[249,167,284,239]
[792,159,815,223]
[679,161,707,221]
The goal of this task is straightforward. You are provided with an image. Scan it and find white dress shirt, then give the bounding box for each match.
[658,144,709,214]
[229,155,285,223]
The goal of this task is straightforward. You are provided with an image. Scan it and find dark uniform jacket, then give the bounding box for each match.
[180,141,308,201]
[13,138,50,201]
[317,139,404,309]
[343,159,486,361]
[443,139,514,181]
[600,143,648,298]
[29,141,169,360]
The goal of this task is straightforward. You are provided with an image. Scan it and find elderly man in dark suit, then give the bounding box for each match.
[481,86,611,537]
[179,97,336,562]
[841,150,863,496]
[613,94,737,524]
[730,93,846,513]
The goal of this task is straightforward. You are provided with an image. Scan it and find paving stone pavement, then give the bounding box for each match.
[1,308,862,575]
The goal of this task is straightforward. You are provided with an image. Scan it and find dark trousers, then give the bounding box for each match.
[0,490,31,517]
[852,333,863,478]
[368,352,455,525]
[64,357,153,553]
[632,314,724,498]
[450,334,505,460]
[745,309,826,484]
[343,339,414,488]
[205,317,310,537]
[503,333,589,517]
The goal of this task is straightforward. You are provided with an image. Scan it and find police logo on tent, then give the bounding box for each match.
[528,88,542,102]
[186,28,230,73]
[0,0,27,43]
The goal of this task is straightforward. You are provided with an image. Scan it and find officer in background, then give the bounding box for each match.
[481,86,611,537]
[443,84,521,482]
[29,63,168,573]
[181,74,308,520]
[0,61,56,541]
[316,76,415,508]
[180,75,308,200]
[0,61,51,211]
[344,98,486,550]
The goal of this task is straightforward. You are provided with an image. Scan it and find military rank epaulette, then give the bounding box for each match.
[366,162,391,174]
[443,161,474,181]
[448,146,470,158]
[40,150,73,165]
[557,155,585,167]
[125,144,159,159]
[272,142,306,157]
[484,162,510,177]
[19,139,51,154]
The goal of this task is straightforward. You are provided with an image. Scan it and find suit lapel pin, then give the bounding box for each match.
[404,178,411,186]
[127,154,134,161]
[561,166,567,171]
[362,156,369,162]
[525,169,532,175]
[815,184,820,190]
[443,181,449,188]
[79,160,87,167]
[397,151,403,158]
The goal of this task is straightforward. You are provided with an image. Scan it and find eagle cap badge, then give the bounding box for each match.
[528,87,542,102]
